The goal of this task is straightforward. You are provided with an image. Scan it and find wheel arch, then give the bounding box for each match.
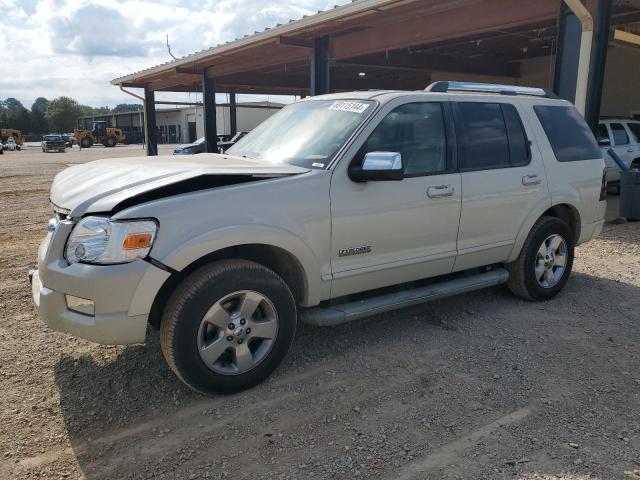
[147,243,309,330]
[508,202,581,263]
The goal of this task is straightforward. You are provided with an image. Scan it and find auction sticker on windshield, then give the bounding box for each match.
[329,101,370,114]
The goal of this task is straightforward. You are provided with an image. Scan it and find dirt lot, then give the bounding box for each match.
[1,144,639,480]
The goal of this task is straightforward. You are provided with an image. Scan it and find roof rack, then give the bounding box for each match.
[425,81,558,99]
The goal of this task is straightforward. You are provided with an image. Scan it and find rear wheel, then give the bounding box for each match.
[104,136,117,147]
[506,216,574,301]
[80,137,92,148]
[160,259,297,394]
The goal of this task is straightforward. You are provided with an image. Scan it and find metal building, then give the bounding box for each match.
[111,0,640,156]
[77,102,281,144]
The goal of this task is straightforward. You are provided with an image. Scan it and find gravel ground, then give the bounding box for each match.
[1,144,639,480]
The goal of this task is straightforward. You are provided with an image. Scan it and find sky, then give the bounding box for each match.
[0,0,350,109]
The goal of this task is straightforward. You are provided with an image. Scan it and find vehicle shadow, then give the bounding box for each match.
[54,270,640,479]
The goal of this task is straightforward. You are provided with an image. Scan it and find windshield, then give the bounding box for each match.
[227,99,375,168]
[43,135,62,141]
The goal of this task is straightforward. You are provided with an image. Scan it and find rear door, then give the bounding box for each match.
[610,122,635,168]
[452,100,549,270]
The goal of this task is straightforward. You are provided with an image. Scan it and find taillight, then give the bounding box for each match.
[599,168,607,201]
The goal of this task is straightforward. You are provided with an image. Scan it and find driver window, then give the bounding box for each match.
[357,102,447,176]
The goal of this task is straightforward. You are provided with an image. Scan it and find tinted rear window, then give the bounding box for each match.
[534,105,601,162]
[627,122,640,143]
[455,102,529,170]
[610,123,629,145]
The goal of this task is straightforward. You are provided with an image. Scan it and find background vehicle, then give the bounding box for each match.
[173,136,206,155]
[0,129,23,149]
[31,83,606,395]
[74,121,125,148]
[218,131,248,152]
[41,135,67,153]
[596,117,640,184]
[173,132,249,155]
[4,138,18,151]
[63,134,75,148]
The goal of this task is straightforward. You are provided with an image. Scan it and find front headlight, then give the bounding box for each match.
[65,216,157,265]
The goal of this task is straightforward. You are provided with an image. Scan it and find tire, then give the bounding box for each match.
[104,136,117,147]
[160,259,297,394]
[80,137,92,148]
[505,216,574,301]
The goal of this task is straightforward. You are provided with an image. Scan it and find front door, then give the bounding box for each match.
[330,101,462,298]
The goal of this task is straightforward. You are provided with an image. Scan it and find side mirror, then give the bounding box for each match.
[349,151,405,182]
[598,137,611,147]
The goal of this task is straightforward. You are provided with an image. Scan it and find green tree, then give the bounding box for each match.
[3,98,26,116]
[46,96,83,133]
[31,97,49,134]
[113,103,142,113]
[0,98,32,132]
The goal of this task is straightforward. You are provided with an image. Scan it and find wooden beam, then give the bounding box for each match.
[613,28,640,47]
[205,47,308,78]
[331,0,558,60]
[337,51,520,77]
[175,67,201,75]
[278,35,313,48]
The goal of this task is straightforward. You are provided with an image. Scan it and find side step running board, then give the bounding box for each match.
[300,268,509,327]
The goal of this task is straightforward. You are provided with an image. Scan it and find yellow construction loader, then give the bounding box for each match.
[74,121,126,148]
[1,128,24,148]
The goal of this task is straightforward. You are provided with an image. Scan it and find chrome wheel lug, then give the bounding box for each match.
[228,323,235,330]
[227,336,233,342]
[246,328,251,334]
[240,319,246,325]
[237,339,243,344]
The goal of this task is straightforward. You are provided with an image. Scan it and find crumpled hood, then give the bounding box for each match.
[51,153,309,216]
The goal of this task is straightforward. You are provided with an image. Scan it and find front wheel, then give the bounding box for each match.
[80,137,92,148]
[506,216,574,301]
[160,259,297,394]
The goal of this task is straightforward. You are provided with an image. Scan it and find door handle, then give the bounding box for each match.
[427,185,454,198]
[628,148,635,153]
[522,174,542,186]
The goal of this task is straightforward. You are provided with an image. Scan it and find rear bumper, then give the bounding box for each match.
[578,219,605,245]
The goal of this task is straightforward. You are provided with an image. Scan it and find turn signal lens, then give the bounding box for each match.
[599,167,607,201]
[65,217,157,264]
[123,232,153,250]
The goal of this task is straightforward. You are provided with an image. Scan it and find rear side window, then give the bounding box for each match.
[534,105,601,162]
[627,122,640,143]
[455,102,530,171]
[610,123,629,145]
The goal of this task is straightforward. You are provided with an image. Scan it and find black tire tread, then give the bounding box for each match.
[160,259,296,394]
[505,216,573,301]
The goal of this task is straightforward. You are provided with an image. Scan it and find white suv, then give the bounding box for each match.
[30,82,607,394]
[596,117,640,183]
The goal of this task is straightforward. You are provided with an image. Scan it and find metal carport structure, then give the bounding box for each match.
[111,0,640,156]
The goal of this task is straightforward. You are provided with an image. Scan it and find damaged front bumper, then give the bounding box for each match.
[29,214,170,345]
